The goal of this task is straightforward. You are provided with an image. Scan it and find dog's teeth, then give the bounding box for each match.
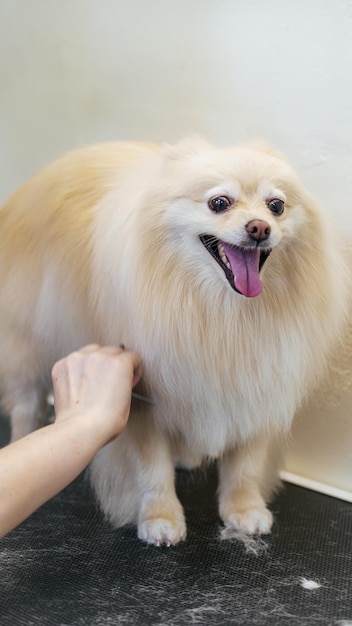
[221,253,231,269]
[218,242,231,270]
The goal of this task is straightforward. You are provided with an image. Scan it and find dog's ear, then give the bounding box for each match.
[239,139,288,162]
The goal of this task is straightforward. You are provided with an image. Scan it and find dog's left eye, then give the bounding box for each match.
[208,195,233,213]
[267,198,285,216]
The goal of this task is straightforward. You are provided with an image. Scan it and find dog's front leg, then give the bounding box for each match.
[136,428,187,546]
[90,416,186,546]
[218,436,274,535]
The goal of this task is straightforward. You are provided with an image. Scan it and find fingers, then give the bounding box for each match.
[51,343,143,424]
[78,344,126,356]
[118,350,143,387]
[75,344,142,384]
[79,344,125,354]
[99,346,122,355]
[79,344,106,354]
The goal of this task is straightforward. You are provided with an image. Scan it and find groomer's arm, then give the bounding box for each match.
[0,345,141,538]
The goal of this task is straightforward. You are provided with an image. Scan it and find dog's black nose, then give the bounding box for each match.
[246,220,271,242]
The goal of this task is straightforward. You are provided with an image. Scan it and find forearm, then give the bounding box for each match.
[0,415,106,538]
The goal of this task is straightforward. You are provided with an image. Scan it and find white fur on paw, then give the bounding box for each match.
[224,507,273,535]
[138,518,187,547]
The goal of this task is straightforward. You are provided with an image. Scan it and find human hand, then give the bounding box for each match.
[51,344,142,443]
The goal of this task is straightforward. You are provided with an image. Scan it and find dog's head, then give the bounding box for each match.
[156,138,311,298]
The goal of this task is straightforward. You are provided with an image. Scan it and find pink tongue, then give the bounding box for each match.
[223,244,262,297]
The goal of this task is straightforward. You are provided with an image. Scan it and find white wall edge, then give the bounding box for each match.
[279,470,352,504]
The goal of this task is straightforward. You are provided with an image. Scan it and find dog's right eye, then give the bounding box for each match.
[208,196,233,213]
[267,198,285,216]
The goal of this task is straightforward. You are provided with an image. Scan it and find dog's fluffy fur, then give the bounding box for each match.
[0,137,349,545]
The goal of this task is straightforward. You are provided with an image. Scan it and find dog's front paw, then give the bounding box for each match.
[138,490,186,546]
[138,517,187,546]
[223,506,273,536]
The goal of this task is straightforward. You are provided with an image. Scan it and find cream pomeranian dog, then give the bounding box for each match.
[0,138,349,545]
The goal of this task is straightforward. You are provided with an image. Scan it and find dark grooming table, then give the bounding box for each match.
[1,413,351,626]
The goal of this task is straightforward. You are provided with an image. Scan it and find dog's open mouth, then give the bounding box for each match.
[200,235,272,297]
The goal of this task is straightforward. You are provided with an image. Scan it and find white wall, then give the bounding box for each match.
[1,0,352,494]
